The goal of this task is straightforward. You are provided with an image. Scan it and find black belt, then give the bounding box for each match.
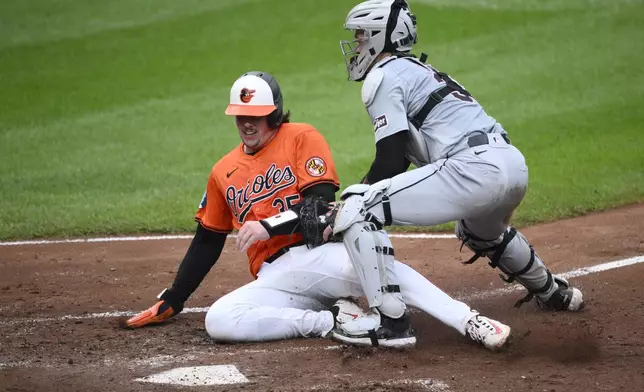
[265,241,305,264]
[467,132,511,148]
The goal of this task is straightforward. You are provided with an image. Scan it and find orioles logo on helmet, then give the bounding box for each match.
[240,88,256,103]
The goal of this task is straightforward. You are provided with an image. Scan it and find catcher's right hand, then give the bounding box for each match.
[119,289,183,329]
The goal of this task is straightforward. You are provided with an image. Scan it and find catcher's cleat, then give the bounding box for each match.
[536,277,584,312]
[466,315,511,351]
[515,276,585,312]
[327,299,416,349]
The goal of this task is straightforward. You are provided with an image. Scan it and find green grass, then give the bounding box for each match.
[1,0,643,239]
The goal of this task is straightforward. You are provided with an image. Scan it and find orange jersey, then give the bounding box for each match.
[195,122,340,278]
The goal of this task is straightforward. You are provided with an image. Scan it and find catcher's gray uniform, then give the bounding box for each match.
[333,55,583,316]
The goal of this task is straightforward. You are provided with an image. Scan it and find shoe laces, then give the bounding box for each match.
[467,316,495,342]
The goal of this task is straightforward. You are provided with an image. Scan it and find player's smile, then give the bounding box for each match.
[239,123,260,142]
[241,126,257,136]
[235,115,276,153]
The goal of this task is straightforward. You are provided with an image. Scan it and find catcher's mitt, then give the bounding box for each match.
[298,197,338,248]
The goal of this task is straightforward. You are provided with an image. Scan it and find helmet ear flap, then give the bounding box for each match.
[266,107,283,129]
[266,82,284,129]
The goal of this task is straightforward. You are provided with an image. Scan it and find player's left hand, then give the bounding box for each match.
[323,225,334,242]
[237,221,270,253]
[321,202,340,242]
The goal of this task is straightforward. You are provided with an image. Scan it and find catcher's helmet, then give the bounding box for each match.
[341,0,417,81]
[225,71,285,129]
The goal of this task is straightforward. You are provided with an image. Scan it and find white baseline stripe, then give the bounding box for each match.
[0,232,455,246]
[390,233,455,239]
[457,255,644,302]
[0,235,195,246]
[307,378,451,391]
[1,255,642,328]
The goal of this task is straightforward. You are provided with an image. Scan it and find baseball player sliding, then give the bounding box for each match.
[123,70,512,351]
[315,0,584,346]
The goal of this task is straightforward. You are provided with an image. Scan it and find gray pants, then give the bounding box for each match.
[364,134,557,299]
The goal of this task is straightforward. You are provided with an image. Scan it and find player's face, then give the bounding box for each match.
[235,115,276,153]
[354,30,366,54]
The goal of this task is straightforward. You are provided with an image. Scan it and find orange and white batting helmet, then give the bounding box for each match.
[225,71,285,128]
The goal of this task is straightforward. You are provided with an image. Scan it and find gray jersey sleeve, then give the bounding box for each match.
[363,69,409,144]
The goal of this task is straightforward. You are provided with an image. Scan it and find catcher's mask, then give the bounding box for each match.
[341,0,417,81]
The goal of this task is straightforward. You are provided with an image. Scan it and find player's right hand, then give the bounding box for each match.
[119,289,183,329]
[237,221,270,253]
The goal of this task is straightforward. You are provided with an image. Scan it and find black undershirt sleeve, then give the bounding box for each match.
[301,182,337,203]
[164,223,227,308]
[364,130,411,184]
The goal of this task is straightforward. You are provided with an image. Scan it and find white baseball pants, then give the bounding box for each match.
[205,243,476,342]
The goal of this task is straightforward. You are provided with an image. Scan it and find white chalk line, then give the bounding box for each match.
[0,360,33,369]
[0,345,343,370]
[307,378,451,391]
[2,255,642,329]
[457,255,644,302]
[223,344,341,356]
[0,306,212,325]
[0,233,456,247]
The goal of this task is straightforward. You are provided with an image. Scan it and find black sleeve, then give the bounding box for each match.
[301,182,336,203]
[258,182,337,237]
[163,223,227,308]
[365,131,411,184]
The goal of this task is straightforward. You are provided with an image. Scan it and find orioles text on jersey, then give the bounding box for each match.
[194,123,340,278]
[226,163,297,223]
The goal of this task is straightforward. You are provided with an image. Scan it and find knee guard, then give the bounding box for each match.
[339,180,394,226]
[332,186,405,318]
[455,221,556,307]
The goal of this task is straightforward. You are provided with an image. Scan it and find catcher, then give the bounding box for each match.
[319,0,585,347]
[123,70,512,351]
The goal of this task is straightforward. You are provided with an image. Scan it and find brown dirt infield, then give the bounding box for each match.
[1,204,643,392]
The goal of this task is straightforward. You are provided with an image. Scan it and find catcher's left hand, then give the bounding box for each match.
[299,197,339,248]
